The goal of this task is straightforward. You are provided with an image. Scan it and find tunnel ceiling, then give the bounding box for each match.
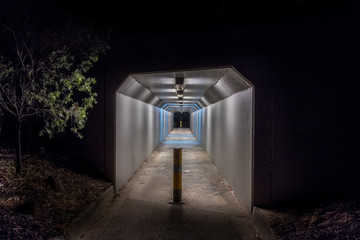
[117,66,252,113]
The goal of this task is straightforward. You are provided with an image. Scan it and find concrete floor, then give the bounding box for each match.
[79,129,259,240]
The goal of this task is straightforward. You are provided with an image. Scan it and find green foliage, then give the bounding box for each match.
[0,25,109,138]
[34,47,101,139]
[0,0,109,174]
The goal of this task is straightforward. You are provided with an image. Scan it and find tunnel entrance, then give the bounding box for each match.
[174,112,190,128]
[115,66,254,213]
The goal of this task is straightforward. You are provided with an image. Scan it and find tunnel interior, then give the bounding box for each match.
[115,66,254,213]
[174,112,190,128]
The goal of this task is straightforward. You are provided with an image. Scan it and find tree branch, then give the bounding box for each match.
[0,83,17,113]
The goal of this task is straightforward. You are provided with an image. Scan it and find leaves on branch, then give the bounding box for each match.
[0,0,109,173]
[0,5,109,138]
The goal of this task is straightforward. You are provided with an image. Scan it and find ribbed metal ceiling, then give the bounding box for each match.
[117,66,252,113]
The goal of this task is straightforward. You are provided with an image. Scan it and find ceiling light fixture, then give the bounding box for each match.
[177,89,184,97]
[175,77,184,91]
[175,75,185,110]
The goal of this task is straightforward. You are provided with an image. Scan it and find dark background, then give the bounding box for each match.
[174,112,190,128]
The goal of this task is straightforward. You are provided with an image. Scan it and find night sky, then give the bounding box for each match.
[0,0,345,33]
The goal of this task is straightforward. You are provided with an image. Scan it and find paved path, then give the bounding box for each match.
[79,129,259,240]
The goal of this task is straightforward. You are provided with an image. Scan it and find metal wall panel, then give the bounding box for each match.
[115,93,171,191]
[194,88,253,214]
[190,112,195,135]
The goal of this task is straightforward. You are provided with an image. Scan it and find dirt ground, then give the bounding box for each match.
[267,192,360,240]
[0,148,112,240]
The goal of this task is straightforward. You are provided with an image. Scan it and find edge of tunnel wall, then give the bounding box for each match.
[192,87,254,214]
[114,92,173,192]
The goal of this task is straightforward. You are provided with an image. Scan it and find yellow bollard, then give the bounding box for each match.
[170,148,185,204]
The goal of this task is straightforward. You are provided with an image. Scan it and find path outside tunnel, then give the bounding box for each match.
[79,129,259,239]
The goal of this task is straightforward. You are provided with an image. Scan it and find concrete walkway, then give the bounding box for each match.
[79,129,259,240]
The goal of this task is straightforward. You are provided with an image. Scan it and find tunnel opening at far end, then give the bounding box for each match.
[115,66,254,214]
[174,112,190,128]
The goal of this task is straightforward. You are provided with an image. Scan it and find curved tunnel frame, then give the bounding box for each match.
[115,66,255,214]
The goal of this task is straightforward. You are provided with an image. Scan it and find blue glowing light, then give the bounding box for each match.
[197,110,202,144]
[160,109,164,142]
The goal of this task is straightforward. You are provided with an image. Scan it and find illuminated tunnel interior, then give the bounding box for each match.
[115,66,254,213]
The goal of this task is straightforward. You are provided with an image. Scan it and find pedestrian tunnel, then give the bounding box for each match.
[116,66,254,213]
